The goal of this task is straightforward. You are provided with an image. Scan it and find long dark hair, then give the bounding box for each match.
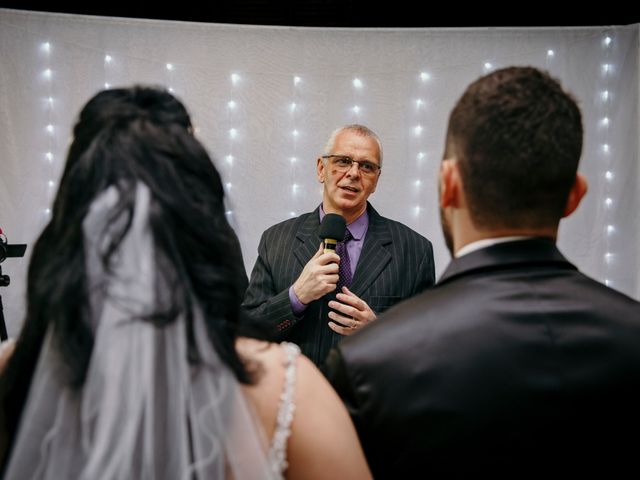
[0,86,265,459]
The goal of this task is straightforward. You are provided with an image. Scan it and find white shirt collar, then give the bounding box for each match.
[455,236,533,258]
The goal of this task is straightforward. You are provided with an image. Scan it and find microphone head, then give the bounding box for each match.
[319,213,346,241]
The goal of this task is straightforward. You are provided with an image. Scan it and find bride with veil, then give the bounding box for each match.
[0,86,371,479]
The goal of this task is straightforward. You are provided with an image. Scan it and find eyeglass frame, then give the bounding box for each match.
[321,155,382,175]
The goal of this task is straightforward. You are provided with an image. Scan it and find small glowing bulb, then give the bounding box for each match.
[601,117,610,127]
[290,102,297,112]
[293,76,301,85]
[228,100,236,109]
[484,62,492,71]
[604,36,612,46]
[229,128,237,139]
[104,55,112,63]
[168,87,174,93]
[601,90,609,101]
[292,129,299,137]
[414,125,423,136]
[605,252,613,262]
[226,210,233,216]
[46,124,54,134]
[417,152,425,160]
[292,183,299,193]
[290,211,296,217]
[420,72,430,82]
[416,99,424,108]
[602,64,611,74]
[225,182,232,190]
[45,152,53,162]
[48,180,55,187]
[547,49,554,57]
[44,69,52,79]
[605,279,611,286]
[45,208,51,215]
[352,105,360,114]
[605,171,613,180]
[602,144,610,153]
[226,155,234,165]
[352,78,363,89]
[231,73,240,85]
[605,197,613,207]
[104,83,110,89]
[290,156,297,163]
[166,63,174,71]
[414,206,421,216]
[42,42,50,52]
[47,96,53,104]
[607,225,615,235]
[414,180,422,187]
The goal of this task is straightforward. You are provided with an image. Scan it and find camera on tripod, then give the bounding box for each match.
[1,228,27,340]
[1,229,27,286]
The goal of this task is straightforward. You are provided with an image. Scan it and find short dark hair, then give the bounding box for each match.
[446,66,583,229]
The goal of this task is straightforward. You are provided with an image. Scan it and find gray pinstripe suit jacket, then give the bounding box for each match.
[242,203,436,366]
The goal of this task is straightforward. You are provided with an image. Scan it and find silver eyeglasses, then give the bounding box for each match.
[321,155,381,175]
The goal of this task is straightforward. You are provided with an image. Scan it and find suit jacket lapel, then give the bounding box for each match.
[350,204,392,297]
[294,207,322,269]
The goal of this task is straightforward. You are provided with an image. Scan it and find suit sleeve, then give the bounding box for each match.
[241,231,299,338]
[414,239,436,294]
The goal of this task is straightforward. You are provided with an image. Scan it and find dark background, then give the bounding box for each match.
[1,1,638,27]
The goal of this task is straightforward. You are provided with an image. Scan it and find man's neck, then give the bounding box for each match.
[322,202,367,225]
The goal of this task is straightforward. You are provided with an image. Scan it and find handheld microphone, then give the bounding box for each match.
[319,214,346,254]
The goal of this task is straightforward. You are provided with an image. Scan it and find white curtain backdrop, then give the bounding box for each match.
[1,9,638,336]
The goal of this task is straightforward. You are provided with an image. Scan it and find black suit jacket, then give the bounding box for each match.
[242,203,435,366]
[326,238,640,477]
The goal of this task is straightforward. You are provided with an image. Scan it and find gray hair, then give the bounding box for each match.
[323,124,383,166]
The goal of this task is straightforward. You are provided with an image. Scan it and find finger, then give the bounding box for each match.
[317,252,341,266]
[328,321,355,336]
[313,242,325,258]
[318,261,340,274]
[336,290,365,309]
[328,301,358,318]
[328,310,357,326]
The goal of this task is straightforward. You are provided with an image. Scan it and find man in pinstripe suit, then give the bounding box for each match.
[242,124,435,366]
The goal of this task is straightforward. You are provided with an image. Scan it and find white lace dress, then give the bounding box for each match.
[267,342,301,478]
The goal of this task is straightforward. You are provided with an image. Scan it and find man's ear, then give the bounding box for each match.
[317,157,325,183]
[563,173,588,218]
[440,159,463,209]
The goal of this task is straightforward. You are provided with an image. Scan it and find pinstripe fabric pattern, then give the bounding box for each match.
[242,203,436,366]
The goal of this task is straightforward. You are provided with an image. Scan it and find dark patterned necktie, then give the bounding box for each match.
[335,229,353,290]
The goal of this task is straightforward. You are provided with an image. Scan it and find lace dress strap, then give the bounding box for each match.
[268,341,300,478]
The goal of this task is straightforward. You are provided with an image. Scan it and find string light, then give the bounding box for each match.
[293,76,301,86]
[230,73,240,85]
[420,72,430,82]
[352,105,360,114]
[227,100,236,109]
[166,63,174,71]
[547,50,555,57]
[229,128,237,139]
[413,125,423,136]
[352,78,363,89]
[104,54,112,63]
[225,155,234,165]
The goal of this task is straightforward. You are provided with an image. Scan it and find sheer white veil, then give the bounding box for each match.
[4,183,276,479]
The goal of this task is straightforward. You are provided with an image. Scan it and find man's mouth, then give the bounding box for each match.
[340,186,359,193]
